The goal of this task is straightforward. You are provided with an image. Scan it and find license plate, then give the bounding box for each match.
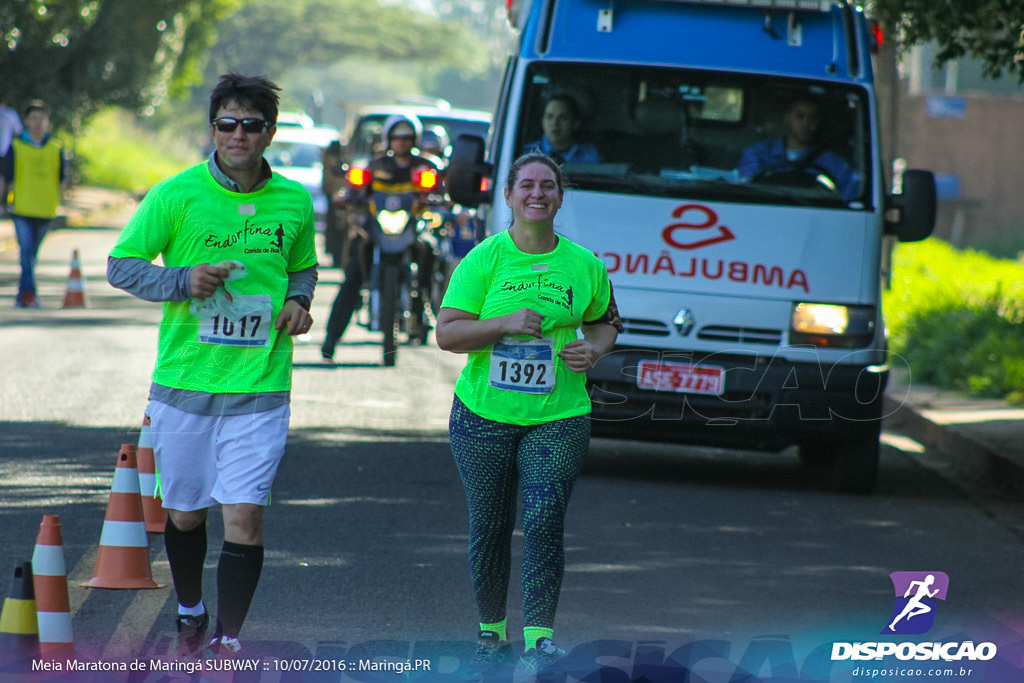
[636,360,725,396]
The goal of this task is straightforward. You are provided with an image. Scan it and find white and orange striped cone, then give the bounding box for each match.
[137,416,167,534]
[31,515,73,659]
[82,445,163,589]
[0,561,39,669]
[61,248,88,309]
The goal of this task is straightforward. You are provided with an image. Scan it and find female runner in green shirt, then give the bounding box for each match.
[436,151,620,676]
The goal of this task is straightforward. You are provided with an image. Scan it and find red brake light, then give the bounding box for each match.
[869,19,883,54]
[415,168,438,191]
[480,177,492,193]
[347,167,371,188]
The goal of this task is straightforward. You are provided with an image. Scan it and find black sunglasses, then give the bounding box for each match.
[389,134,416,141]
[212,117,272,134]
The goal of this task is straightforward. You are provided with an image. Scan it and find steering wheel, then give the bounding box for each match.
[751,163,840,193]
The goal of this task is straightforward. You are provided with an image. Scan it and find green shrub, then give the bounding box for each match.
[884,239,1024,405]
[73,108,202,195]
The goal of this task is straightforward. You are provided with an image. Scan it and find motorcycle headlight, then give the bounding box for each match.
[378,210,410,235]
[790,303,875,348]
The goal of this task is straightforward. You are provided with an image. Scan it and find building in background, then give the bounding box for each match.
[896,44,1024,254]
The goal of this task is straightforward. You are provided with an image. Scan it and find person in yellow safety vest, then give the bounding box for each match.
[2,100,66,309]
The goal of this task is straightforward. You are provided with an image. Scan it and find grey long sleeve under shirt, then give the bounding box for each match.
[106,153,318,416]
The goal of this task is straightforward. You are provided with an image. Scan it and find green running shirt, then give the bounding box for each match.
[441,230,612,425]
[110,162,318,393]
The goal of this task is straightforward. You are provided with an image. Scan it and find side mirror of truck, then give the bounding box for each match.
[886,169,936,243]
[447,134,493,208]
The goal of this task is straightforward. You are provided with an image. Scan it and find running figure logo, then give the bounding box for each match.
[883,571,949,635]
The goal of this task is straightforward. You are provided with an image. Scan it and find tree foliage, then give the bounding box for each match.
[409,0,514,110]
[0,0,240,127]
[417,0,514,69]
[202,0,470,86]
[871,0,1024,82]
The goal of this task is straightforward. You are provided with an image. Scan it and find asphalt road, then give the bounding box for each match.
[2,213,1024,682]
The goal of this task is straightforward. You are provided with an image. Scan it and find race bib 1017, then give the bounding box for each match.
[197,295,272,346]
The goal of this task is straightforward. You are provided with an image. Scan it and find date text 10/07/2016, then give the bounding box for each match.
[32,658,433,674]
[270,658,432,674]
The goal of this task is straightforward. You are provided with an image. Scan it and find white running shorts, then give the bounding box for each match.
[146,401,290,511]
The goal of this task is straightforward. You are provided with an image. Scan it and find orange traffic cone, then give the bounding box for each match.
[83,445,162,589]
[61,248,88,309]
[137,415,167,534]
[0,561,39,669]
[31,515,73,659]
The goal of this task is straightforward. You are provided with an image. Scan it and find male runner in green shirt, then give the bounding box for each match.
[108,73,317,657]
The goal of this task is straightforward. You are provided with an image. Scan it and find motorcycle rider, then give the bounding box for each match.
[321,138,350,268]
[321,114,439,361]
[418,124,450,171]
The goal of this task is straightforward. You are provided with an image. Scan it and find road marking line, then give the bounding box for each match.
[69,540,173,659]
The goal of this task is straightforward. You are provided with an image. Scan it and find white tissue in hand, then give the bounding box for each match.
[190,260,263,318]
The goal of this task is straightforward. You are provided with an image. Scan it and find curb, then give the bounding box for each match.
[60,193,136,229]
[884,394,1024,499]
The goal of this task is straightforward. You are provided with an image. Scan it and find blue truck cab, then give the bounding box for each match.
[447,0,936,493]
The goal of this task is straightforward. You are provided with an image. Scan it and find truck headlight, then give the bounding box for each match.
[790,303,875,348]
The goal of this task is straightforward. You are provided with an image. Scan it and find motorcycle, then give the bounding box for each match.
[430,205,481,310]
[343,164,441,367]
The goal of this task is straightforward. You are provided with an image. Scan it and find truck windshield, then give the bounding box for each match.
[516,63,873,210]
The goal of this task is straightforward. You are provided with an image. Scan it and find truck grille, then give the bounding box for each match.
[621,318,782,345]
[621,318,670,337]
[696,326,782,345]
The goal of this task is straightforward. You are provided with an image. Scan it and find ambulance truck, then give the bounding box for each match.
[447,0,936,493]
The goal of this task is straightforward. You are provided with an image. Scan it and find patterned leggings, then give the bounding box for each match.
[449,395,590,629]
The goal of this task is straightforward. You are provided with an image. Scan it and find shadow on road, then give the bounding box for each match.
[0,419,988,661]
[582,434,965,500]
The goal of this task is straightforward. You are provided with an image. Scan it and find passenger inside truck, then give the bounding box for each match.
[517,63,870,209]
[521,92,602,164]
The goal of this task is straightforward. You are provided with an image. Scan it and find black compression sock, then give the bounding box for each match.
[215,541,264,639]
[164,517,207,609]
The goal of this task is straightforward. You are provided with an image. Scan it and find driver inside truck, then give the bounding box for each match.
[736,94,860,201]
[522,93,602,164]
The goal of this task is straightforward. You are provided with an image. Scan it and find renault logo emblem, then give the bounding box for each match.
[673,308,695,336]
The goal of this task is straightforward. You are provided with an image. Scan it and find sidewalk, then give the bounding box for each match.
[0,185,135,254]
[1,190,1022,498]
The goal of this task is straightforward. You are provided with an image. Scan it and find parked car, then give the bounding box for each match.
[276,110,317,129]
[265,124,340,223]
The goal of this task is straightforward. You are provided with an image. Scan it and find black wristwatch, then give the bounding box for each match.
[285,295,311,311]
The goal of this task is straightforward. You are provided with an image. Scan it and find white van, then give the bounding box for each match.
[447,0,936,493]
[265,124,340,221]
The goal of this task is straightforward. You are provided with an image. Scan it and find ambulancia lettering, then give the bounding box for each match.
[597,202,809,291]
[600,251,810,293]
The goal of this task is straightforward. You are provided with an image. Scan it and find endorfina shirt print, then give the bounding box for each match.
[441,229,613,425]
[110,162,318,394]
